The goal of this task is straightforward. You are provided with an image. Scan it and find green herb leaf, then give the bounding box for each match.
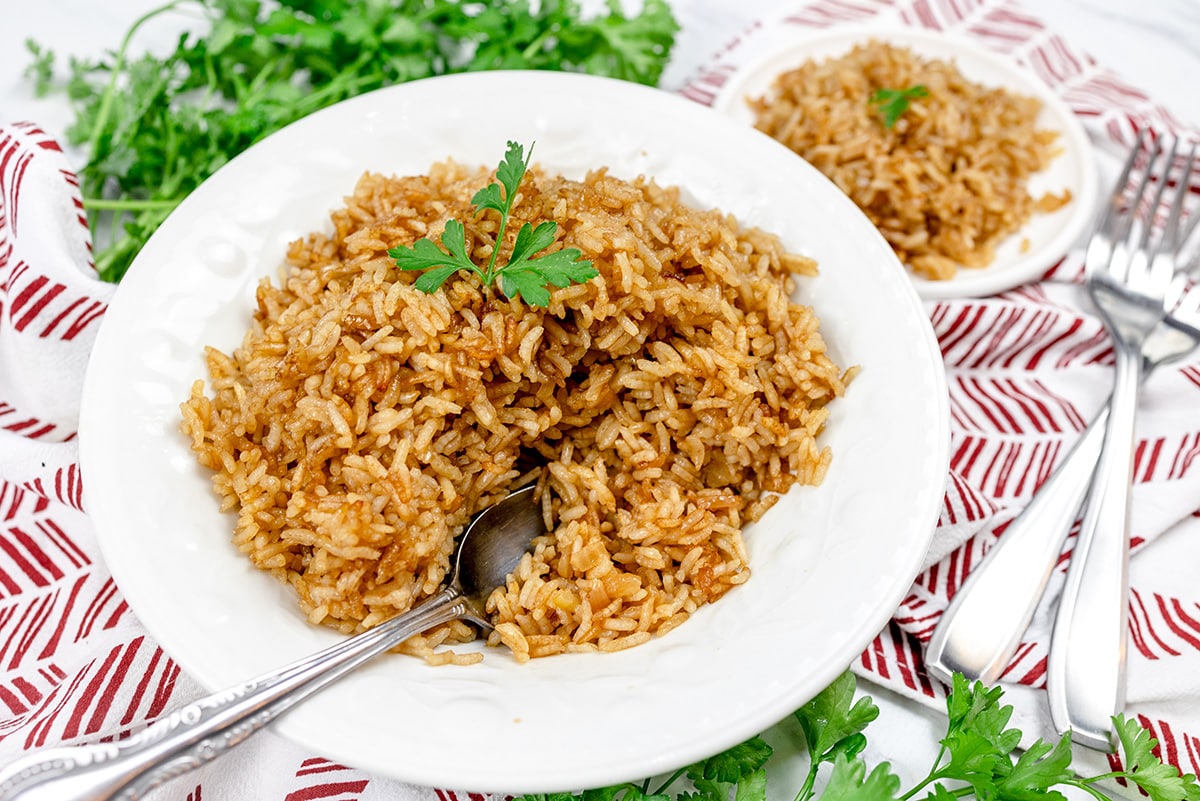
[544,670,1200,801]
[935,673,1024,799]
[411,264,464,295]
[396,140,596,307]
[795,671,881,764]
[792,671,880,801]
[695,737,775,784]
[508,220,559,264]
[1111,715,1200,801]
[734,769,768,801]
[869,85,928,128]
[522,247,597,286]
[498,267,553,307]
[389,219,482,294]
[494,140,531,209]
[819,754,901,801]
[439,219,472,263]
[994,736,1073,801]
[581,787,634,801]
[23,39,56,97]
[472,182,507,216]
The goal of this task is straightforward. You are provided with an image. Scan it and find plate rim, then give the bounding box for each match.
[709,22,1100,300]
[77,69,950,792]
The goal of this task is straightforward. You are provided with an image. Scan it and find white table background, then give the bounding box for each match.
[0,1,1197,798]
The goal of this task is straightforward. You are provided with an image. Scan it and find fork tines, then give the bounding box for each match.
[1118,134,1197,264]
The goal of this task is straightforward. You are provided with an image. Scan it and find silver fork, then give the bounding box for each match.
[1048,136,1198,750]
[925,137,1200,689]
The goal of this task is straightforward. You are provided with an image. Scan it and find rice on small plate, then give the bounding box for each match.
[78,71,949,792]
[711,25,1099,299]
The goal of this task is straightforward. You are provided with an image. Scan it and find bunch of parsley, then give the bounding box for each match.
[24,0,679,283]
[520,671,1200,801]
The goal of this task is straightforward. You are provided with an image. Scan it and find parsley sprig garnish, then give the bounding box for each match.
[388,141,597,308]
[517,671,1200,801]
[870,85,929,128]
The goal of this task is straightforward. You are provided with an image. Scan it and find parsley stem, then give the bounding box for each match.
[83,197,181,212]
[792,763,820,801]
[521,30,552,59]
[481,143,534,285]
[481,207,510,286]
[651,768,688,795]
[898,743,949,800]
[899,771,945,800]
[1063,778,1120,801]
[86,0,192,161]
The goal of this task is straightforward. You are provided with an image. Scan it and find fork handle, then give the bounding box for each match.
[1047,344,1141,751]
[924,403,1106,687]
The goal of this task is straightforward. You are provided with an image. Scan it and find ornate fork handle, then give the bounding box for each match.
[0,588,465,801]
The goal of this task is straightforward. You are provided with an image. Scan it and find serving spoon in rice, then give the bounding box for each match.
[0,484,547,801]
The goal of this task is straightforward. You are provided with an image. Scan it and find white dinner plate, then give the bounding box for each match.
[711,24,1100,300]
[78,70,949,793]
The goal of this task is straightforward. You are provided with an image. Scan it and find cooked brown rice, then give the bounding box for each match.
[180,158,847,663]
[749,41,1070,280]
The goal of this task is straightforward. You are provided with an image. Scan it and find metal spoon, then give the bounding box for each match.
[0,483,546,801]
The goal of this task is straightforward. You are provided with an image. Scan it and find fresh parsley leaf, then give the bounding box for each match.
[388,222,480,294]
[819,754,901,801]
[412,264,464,295]
[23,39,56,97]
[516,671,1200,801]
[695,737,775,784]
[679,737,772,801]
[491,140,532,212]
[792,671,880,801]
[994,736,1073,801]
[796,672,881,761]
[581,787,635,801]
[734,769,768,801]
[928,673,1023,800]
[566,0,680,85]
[1108,714,1200,801]
[394,140,596,307]
[869,85,928,128]
[508,220,559,264]
[498,266,554,307]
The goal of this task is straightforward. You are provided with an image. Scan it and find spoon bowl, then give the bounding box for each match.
[0,484,546,801]
[454,483,546,627]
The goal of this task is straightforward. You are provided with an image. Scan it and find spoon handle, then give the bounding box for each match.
[924,403,1106,686]
[0,588,466,801]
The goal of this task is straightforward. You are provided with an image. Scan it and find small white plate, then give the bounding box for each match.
[79,70,948,792]
[711,24,1100,300]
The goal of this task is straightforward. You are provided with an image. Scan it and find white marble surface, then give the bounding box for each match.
[0,1,1197,798]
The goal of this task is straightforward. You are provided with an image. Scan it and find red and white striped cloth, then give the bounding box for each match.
[2,0,1199,798]
[678,0,1200,784]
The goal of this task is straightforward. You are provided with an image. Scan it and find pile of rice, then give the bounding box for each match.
[180,158,848,664]
[749,42,1070,280]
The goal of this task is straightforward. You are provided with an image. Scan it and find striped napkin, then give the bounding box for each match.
[677,0,1200,784]
[1,0,1199,799]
